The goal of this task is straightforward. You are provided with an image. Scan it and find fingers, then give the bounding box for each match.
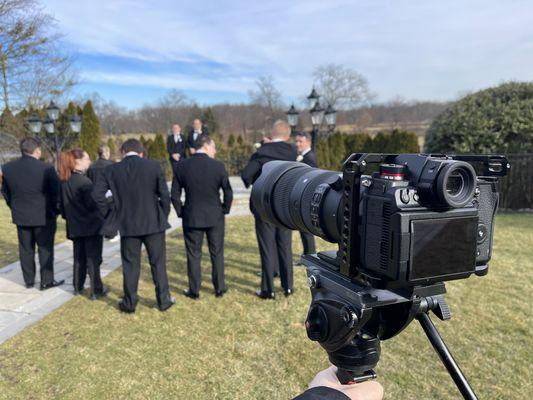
[340,381,384,400]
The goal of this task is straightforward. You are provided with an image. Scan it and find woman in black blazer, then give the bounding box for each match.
[58,149,108,299]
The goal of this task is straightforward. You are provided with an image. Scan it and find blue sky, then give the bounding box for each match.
[42,0,533,108]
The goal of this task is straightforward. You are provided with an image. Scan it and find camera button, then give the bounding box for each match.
[400,190,410,204]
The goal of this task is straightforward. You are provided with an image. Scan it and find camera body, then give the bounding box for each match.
[358,155,500,288]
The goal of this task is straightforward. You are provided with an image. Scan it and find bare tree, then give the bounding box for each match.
[248,76,283,116]
[313,64,372,109]
[0,0,76,110]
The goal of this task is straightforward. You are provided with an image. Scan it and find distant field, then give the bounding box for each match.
[0,213,531,399]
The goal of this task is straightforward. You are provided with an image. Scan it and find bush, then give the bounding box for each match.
[425,81,533,153]
[316,130,419,170]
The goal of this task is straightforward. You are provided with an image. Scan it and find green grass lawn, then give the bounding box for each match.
[0,202,66,266]
[0,213,531,399]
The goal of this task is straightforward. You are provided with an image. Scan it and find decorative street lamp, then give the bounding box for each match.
[307,87,320,109]
[27,113,43,134]
[26,101,82,166]
[286,104,299,133]
[46,101,60,121]
[286,88,337,151]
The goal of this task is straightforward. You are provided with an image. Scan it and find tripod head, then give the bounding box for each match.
[303,254,478,399]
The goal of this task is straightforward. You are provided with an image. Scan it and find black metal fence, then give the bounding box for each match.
[499,153,533,210]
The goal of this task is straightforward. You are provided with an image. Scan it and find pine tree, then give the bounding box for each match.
[107,137,117,159]
[201,107,218,135]
[148,133,170,179]
[79,100,101,159]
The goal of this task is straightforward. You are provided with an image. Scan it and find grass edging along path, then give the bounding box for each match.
[0,214,531,399]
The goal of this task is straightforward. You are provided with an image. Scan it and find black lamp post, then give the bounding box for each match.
[26,100,82,166]
[286,88,337,151]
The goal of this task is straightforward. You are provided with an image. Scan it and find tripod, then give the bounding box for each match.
[329,304,478,400]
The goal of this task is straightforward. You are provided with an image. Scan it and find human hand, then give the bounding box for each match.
[308,366,383,400]
[172,153,180,161]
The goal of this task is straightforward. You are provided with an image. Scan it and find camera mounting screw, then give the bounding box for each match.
[308,275,320,288]
[341,306,359,328]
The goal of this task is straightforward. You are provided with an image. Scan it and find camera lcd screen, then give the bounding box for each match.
[409,216,478,281]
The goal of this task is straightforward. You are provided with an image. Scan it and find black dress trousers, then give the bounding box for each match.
[183,222,225,294]
[119,232,172,311]
[72,235,104,294]
[255,216,293,293]
[299,231,316,255]
[16,218,56,286]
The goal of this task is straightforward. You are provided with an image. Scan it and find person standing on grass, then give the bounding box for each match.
[241,120,298,300]
[167,123,186,171]
[171,136,233,299]
[93,138,175,313]
[58,149,109,300]
[294,132,318,257]
[1,137,64,290]
[87,144,114,186]
[187,118,209,155]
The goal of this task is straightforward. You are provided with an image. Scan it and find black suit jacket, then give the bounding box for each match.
[166,134,186,161]
[59,172,103,239]
[241,141,298,188]
[171,153,233,228]
[93,155,171,237]
[87,157,114,185]
[302,150,318,168]
[1,155,59,226]
[186,126,209,151]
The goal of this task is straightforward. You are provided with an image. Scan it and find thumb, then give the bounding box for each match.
[340,380,384,400]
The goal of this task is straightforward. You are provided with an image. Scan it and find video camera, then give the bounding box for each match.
[251,153,509,399]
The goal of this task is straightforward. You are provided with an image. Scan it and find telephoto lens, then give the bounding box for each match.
[251,161,344,243]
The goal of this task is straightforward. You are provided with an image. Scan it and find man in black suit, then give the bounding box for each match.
[1,137,64,290]
[295,132,317,256]
[186,118,209,155]
[87,144,114,186]
[242,120,298,299]
[171,135,233,299]
[93,139,174,313]
[166,123,186,170]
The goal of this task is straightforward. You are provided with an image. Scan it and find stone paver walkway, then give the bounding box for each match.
[0,177,250,344]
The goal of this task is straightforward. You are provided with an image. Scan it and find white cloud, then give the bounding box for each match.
[43,0,533,102]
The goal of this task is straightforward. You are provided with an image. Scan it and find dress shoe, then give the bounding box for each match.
[215,288,227,298]
[118,300,135,314]
[25,283,34,289]
[40,279,65,291]
[255,290,275,300]
[74,288,85,295]
[183,289,199,300]
[284,288,294,297]
[90,286,109,300]
[159,296,176,312]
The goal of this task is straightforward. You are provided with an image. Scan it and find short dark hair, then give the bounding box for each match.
[20,137,41,155]
[97,144,110,157]
[194,134,213,150]
[295,131,311,141]
[121,138,144,154]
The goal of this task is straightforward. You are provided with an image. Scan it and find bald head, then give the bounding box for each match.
[271,120,291,141]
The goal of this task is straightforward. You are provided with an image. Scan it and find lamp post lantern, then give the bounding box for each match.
[287,88,337,151]
[46,101,60,121]
[26,101,82,167]
[286,104,299,134]
[27,113,43,134]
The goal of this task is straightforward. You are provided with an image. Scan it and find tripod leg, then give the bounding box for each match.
[417,313,478,400]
